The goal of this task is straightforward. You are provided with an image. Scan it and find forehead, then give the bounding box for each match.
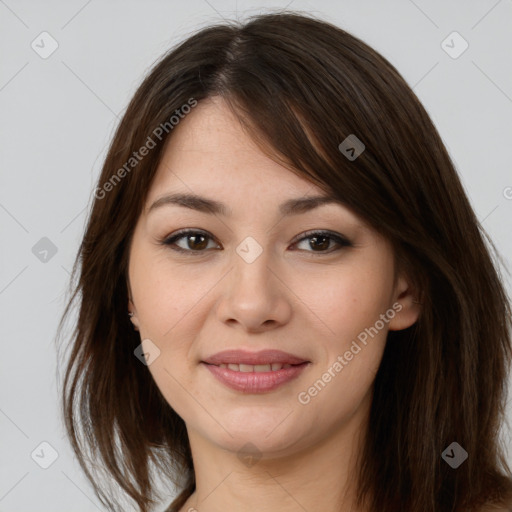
[147,97,327,203]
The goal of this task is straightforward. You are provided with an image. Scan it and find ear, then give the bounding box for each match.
[388,274,421,331]
[128,298,140,331]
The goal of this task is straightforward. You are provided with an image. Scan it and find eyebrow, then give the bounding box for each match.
[147,192,345,217]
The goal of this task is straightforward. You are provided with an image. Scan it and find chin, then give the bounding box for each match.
[206,416,307,455]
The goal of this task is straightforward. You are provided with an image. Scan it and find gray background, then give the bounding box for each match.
[1,0,512,510]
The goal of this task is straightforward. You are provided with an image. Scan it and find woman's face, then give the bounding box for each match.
[128,97,419,457]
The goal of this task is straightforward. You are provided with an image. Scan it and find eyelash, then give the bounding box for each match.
[160,229,352,256]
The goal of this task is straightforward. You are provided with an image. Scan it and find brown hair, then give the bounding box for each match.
[58,11,512,512]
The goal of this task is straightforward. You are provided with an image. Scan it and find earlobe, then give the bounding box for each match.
[128,298,140,331]
[388,276,422,331]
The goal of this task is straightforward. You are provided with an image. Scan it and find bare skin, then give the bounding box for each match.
[127,97,421,512]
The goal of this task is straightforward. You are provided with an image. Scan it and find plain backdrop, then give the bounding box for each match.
[1,0,511,510]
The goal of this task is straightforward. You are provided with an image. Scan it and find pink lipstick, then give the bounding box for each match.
[201,349,310,393]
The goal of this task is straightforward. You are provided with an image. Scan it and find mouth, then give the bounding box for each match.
[200,350,310,393]
[208,362,302,372]
[201,349,309,366]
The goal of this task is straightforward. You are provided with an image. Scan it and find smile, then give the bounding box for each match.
[215,363,293,372]
[201,361,310,393]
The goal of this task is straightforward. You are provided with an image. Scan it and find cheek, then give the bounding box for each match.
[131,261,202,418]
[295,264,393,402]
[302,264,394,343]
[131,254,204,338]
[295,282,390,427]
[129,253,216,398]
[317,273,393,401]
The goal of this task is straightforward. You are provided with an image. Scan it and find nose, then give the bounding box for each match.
[215,244,293,333]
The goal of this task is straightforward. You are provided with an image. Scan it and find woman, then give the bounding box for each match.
[59,12,512,512]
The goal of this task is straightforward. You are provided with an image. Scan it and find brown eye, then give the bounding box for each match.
[307,235,331,251]
[292,230,352,254]
[162,229,352,255]
[184,233,208,250]
[163,230,219,253]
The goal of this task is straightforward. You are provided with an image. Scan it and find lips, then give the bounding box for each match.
[202,349,309,366]
[215,362,293,372]
[201,349,310,393]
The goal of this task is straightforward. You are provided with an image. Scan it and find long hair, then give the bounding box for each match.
[58,12,512,512]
